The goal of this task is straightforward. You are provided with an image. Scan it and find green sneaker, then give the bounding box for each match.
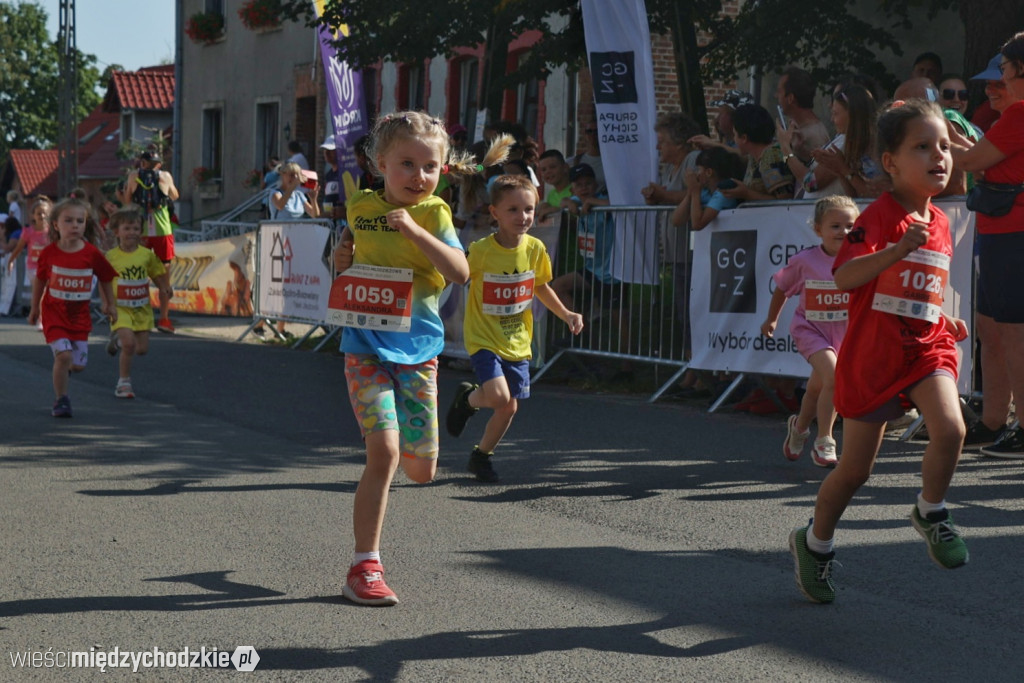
[788,525,838,604]
[910,507,969,569]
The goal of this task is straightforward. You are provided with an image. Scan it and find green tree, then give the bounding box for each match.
[280,0,1021,129]
[0,1,102,162]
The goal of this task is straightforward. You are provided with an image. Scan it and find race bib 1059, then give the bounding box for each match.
[326,264,413,332]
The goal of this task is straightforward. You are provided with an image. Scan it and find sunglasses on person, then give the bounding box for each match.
[942,88,968,101]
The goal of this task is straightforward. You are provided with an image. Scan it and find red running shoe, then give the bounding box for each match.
[749,390,800,415]
[343,560,399,606]
[156,318,175,333]
[733,388,768,411]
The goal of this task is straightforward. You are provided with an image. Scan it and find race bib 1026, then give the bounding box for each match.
[871,246,949,323]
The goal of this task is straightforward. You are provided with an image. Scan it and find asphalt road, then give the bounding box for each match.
[2,315,1023,681]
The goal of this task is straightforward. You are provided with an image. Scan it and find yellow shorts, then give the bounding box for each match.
[111,305,155,333]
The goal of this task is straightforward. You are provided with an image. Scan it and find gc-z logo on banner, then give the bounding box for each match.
[590,51,638,104]
[710,231,758,314]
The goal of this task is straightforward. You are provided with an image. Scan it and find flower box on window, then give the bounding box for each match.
[185,11,225,45]
[238,0,283,31]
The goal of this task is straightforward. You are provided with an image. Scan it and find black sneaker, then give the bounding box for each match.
[980,426,1024,459]
[445,381,479,437]
[963,420,1006,450]
[51,395,72,418]
[467,447,499,483]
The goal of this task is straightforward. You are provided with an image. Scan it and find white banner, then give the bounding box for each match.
[256,222,333,324]
[581,0,659,285]
[689,200,974,394]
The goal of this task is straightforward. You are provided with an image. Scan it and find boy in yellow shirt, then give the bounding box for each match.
[446,175,584,481]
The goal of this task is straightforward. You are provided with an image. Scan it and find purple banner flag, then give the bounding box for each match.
[313,2,368,204]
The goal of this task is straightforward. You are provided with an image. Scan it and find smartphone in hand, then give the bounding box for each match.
[776,105,787,130]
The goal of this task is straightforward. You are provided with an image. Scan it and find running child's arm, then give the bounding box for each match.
[98,279,117,325]
[153,272,173,299]
[535,283,584,335]
[386,209,470,285]
[760,286,789,338]
[27,277,43,326]
[942,312,969,342]
[6,233,26,272]
[333,226,354,273]
[833,222,929,291]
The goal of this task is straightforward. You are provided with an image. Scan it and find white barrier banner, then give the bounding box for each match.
[257,222,332,323]
[581,0,659,285]
[689,200,974,394]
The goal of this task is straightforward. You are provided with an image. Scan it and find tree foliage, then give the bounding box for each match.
[279,0,1008,117]
[0,1,102,162]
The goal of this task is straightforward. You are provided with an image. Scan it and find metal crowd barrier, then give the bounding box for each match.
[532,205,690,402]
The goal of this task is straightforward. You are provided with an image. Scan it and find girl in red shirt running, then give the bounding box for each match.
[789,99,970,603]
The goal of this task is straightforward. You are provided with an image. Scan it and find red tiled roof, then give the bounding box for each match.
[104,65,175,112]
[10,150,59,197]
[77,109,125,180]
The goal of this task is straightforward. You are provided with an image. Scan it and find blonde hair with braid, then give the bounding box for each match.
[367,111,513,181]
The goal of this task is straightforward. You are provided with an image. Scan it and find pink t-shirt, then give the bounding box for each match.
[772,245,848,360]
[22,225,50,273]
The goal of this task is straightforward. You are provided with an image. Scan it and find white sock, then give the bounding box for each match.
[917,493,945,518]
[805,525,834,555]
[352,551,380,566]
[118,377,131,384]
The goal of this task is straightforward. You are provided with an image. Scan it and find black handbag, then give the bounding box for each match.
[966,181,1024,217]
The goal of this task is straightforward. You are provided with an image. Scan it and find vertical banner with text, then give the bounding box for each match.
[312,1,369,205]
[581,0,659,284]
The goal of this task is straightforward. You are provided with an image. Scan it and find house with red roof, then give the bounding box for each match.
[104,65,175,150]
[1,65,172,215]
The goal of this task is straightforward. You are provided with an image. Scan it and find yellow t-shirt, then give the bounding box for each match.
[341,189,462,363]
[464,233,553,361]
[105,245,166,311]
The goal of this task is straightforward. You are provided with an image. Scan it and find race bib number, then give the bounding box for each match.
[326,264,413,332]
[871,246,949,323]
[116,278,150,308]
[482,271,534,316]
[803,279,848,322]
[578,233,595,258]
[28,241,45,267]
[47,266,92,301]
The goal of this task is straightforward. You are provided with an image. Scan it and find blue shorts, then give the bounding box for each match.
[470,349,531,399]
[977,232,1024,323]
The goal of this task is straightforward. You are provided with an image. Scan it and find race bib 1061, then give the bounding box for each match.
[481,271,534,316]
[47,266,93,301]
[871,246,949,323]
[326,264,413,332]
[803,279,848,322]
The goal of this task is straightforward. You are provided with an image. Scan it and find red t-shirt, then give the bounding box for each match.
[831,193,958,418]
[977,100,1024,235]
[36,242,118,342]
